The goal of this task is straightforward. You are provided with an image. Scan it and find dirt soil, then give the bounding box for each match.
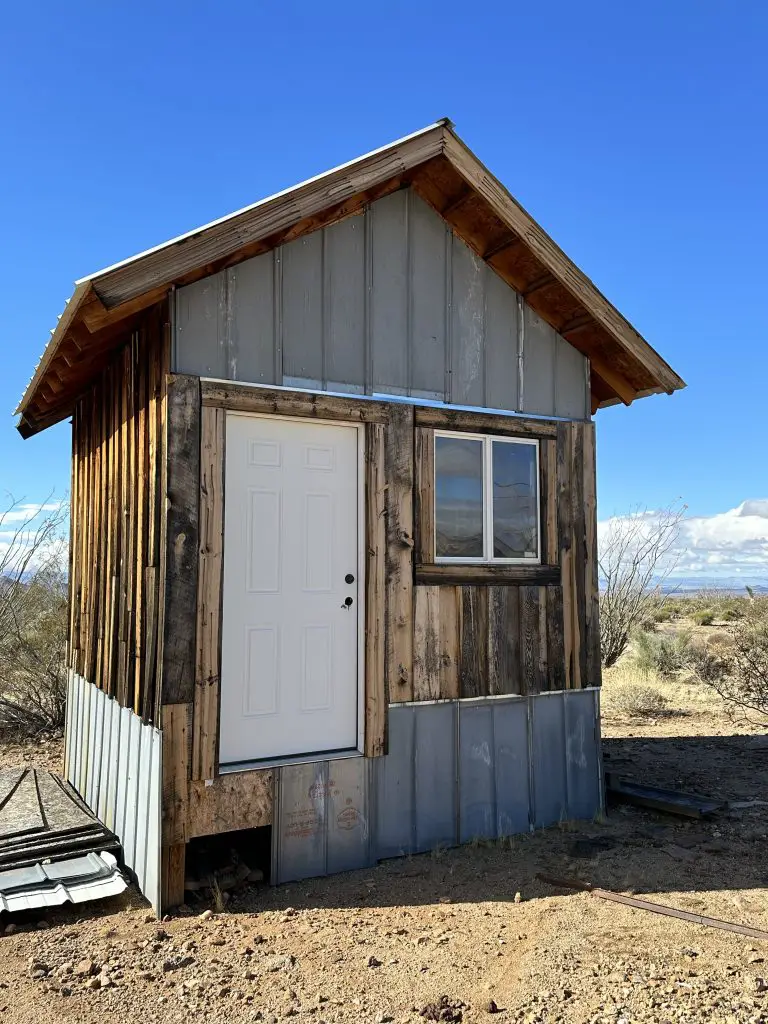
[1,699,767,1024]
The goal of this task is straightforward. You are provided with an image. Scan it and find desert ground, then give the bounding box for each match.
[1,609,767,1024]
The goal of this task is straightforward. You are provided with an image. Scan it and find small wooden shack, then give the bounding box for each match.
[16,120,684,913]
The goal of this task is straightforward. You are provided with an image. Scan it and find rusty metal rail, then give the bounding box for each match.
[536,874,768,942]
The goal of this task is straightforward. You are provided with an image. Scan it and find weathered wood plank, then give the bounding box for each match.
[161,843,186,913]
[192,406,225,780]
[414,428,435,564]
[415,563,560,586]
[520,585,544,694]
[459,586,488,698]
[201,380,390,422]
[557,422,575,689]
[546,584,566,691]
[161,374,201,706]
[583,421,602,686]
[365,422,387,757]
[413,586,461,700]
[161,702,191,846]
[186,771,273,839]
[487,586,521,695]
[570,423,587,690]
[414,405,557,439]
[385,403,415,703]
[540,439,558,564]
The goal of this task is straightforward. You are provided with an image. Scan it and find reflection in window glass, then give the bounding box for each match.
[492,441,538,559]
[435,436,484,558]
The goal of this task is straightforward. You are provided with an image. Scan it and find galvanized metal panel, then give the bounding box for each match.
[113,706,132,840]
[484,268,519,411]
[274,761,328,884]
[414,702,457,851]
[175,188,588,419]
[282,233,324,384]
[63,671,162,913]
[458,704,495,842]
[450,242,485,408]
[273,756,373,884]
[326,757,370,874]
[493,699,532,836]
[530,693,568,827]
[176,274,226,378]
[522,307,555,415]
[564,689,602,821]
[410,195,447,399]
[370,190,409,394]
[372,703,415,859]
[555,336,588,419]
[230,253,276,385]
[325,215,366,389]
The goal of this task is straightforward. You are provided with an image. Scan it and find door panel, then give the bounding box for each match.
[220,414,361,765]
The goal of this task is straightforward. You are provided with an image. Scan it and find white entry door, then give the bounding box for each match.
[220,413,362,766]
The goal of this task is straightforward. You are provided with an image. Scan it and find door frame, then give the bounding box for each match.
[221,410,367,767]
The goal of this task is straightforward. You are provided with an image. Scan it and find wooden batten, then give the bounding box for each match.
[161,375,201,706]
[68,300,169,721]
[192,406,225,781]
[413,427,435,566]
[384,403,415,703]
[364,421,387,757]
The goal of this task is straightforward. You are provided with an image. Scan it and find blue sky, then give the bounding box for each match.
[1,1,767,576]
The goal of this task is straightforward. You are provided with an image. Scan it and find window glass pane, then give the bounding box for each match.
[492,441,538,559]
[435,435,484,558]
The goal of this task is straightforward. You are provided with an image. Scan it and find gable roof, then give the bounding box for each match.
[16,119,684,437]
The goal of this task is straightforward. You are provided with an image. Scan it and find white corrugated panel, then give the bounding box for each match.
[64,670,162,914]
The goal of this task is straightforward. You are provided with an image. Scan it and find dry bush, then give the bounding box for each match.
[692,608,715,626]
[606,682,669,719]
[685,640,727,684]
[706,601,768,722]
[599,502,686,668]
[633,628,692,679]
[0,497,69,737]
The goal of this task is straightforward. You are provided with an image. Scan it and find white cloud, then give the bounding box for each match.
[599,500,768,583]
[672,501,768,577]
[602,499,768,589]
[0,501,62,524]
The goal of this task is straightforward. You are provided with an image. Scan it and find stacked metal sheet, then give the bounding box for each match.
[0,768,120,871]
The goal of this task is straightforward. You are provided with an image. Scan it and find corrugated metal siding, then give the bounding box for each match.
[272,689,602,883]
[64,671,162,913]
[176,189,589,419]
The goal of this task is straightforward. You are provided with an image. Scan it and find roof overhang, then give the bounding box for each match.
[16,118,685,436]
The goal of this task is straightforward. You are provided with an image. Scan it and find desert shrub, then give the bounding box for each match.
[0,497,68,737]
[685,641,727,684]
[707,607,768,721]
[692,608,715,626]
[722,605,743,621]
[608,682,669,719]
[599,503,686,668]
[633,629,692,679]
[651,606,672,623]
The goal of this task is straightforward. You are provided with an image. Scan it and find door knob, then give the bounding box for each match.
[341,596,354,609]
[345,574,355,584]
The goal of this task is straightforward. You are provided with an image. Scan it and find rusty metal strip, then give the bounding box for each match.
[537,874,768,942]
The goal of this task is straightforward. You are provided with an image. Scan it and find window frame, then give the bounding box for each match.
[433,429,541,566]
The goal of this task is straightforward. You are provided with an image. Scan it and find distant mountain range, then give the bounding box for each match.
[659,576,768,595]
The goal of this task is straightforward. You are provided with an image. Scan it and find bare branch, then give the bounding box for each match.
[598,502,687,668]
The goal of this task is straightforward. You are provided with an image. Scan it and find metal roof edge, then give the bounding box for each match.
[75,119,451,286]
[15,280,93,417]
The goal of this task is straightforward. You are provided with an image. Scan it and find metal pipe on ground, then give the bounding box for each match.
[536,873,768,942]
